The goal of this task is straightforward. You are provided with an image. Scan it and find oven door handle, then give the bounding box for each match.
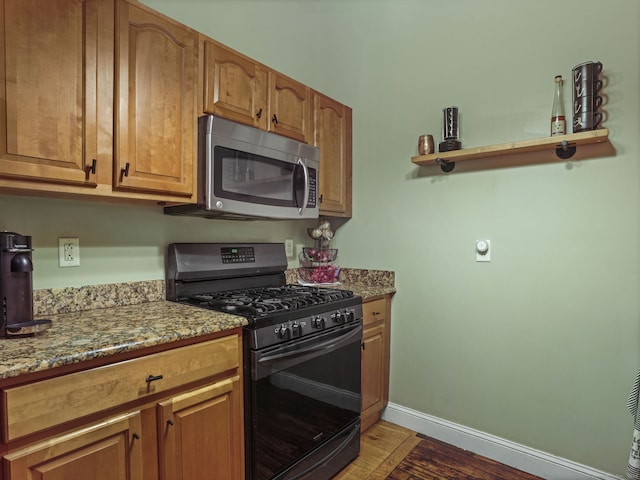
[257,324,362,367]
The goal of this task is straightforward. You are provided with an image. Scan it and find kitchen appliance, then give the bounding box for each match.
[0,232,51,336]
[164,116,320,220]
[166,243,363,480]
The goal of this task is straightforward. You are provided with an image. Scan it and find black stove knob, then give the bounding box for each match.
[312,316,325,329]
[277,325,290,339]
[335,311,345,324]
[292,321,301,336]
[346,309,355,322]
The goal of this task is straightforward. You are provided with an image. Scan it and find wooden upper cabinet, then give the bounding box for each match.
[0,0,112,187]
[313,91,352,217]
[202,39,268,130]
[200,44,312,144]
[268,72,312,143]
[115,0,197,198]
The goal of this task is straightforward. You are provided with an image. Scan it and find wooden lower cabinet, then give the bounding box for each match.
[3,411,144,480]
[1,333,244,480]
[157,376,243,480]
[361,295,392,432]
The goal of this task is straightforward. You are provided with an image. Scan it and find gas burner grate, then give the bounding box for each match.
[182,285,353,321]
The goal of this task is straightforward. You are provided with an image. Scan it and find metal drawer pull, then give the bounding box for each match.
[132,433,140,440]
[167,419,175,426]
[372,311,381,316]
[145,374,164,383]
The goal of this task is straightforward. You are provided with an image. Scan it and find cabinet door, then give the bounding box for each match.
[3,411,143,480]
[313,92,352,217]
[361,298,391,432]
[115,0,196,198]
[362,322,385,427]
[157,376,244,480]
[268,72,311,143]
[0,0,109,187]
[202,40,268,130]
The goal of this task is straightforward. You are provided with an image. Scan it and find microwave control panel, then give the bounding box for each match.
[308,168,317,207]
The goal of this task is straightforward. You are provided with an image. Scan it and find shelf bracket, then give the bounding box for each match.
[555,140,577,160]
[435,157,455,173]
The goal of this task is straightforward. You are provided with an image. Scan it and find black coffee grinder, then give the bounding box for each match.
[0,232,52,336]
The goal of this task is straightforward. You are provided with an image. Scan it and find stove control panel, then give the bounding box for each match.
[221,246,255,264]
[250,303,363,349]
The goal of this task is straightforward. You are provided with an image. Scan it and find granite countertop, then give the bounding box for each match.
[0,269,395,381]
[286,267,396,301]
[0,301,245,381]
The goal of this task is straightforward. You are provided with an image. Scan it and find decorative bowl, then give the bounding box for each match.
[301,248,338,263]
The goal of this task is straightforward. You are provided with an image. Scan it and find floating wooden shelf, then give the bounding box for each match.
[411,129,609,172]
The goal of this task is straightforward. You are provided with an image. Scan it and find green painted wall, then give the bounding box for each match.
[1,0,637,476]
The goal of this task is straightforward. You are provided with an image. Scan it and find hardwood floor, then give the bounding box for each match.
[334,421,543,480]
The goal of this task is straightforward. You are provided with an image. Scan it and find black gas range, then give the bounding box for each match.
[166,243,362,480]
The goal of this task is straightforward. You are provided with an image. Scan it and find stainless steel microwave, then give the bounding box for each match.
[164,115,319,220]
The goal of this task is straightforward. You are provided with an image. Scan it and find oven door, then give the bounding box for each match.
[246,322,362,480]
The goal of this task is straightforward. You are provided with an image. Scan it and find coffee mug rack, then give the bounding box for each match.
[411,129,609,172]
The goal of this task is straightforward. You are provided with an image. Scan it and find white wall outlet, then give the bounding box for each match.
[58,237,80,267]
[475,239,491,262]
[285,239,294,258]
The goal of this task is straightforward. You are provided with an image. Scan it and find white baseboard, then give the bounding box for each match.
[381,402,623,480]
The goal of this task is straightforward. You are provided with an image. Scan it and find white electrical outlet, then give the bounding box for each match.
[285,239,294,258]
[58,237,80,267]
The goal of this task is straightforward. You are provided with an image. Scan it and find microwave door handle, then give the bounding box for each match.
[296,158,310,216]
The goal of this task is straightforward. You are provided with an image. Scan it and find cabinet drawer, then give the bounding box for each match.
[2,335,239,441]
[363,298,386,326]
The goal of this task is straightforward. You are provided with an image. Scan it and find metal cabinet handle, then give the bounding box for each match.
[145,374,163,383]
[122,162,130,177]
[88,159,97,175]
[372,311,381,316]
[167,419,175,426]
[256,108,263,119]
[272,114,278,125]
[132,433,141,440]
